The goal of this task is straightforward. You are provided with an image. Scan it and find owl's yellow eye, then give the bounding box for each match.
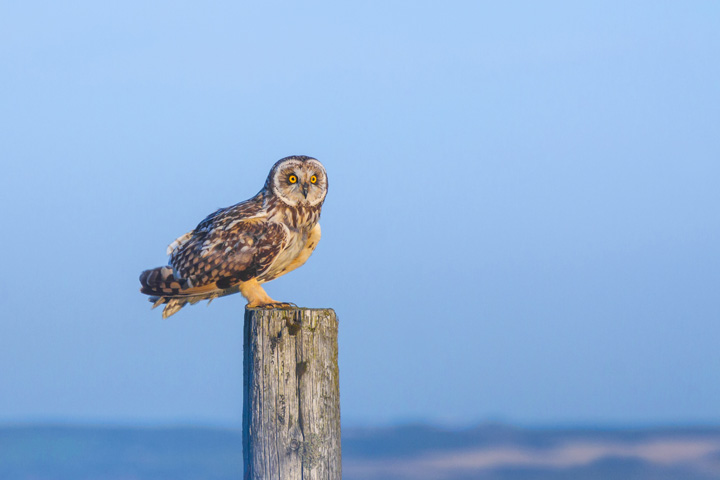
[288,175,298,184]
[310,175,317,184]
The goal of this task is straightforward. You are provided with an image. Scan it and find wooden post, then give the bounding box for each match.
[243,308,341,480]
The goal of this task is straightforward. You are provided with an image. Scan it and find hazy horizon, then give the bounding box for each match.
[4,424,720,479]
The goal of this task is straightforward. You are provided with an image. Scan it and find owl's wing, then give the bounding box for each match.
[167,194,265,257]
[168,196,287,291]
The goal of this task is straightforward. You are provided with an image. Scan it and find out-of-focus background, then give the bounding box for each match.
[1,1,719,478]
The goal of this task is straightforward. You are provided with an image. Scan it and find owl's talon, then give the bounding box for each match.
[247,301,297,310]
[258,302,296,310]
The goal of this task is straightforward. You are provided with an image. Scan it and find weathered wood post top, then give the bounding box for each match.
[243,308,340,480]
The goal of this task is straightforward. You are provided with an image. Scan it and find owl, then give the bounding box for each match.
[139,155,328,318]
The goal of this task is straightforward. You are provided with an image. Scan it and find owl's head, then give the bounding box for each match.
[266,156,328,208]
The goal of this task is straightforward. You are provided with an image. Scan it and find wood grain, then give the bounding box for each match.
[243,308,340,480]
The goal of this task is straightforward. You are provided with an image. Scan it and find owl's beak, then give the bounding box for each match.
[301,183,309,198]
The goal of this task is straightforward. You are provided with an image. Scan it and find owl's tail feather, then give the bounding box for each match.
[139,266,237,318]
[139,266,183,297]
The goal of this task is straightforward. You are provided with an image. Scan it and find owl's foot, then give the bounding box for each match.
[248,301,297,310]
[240,279,296,309]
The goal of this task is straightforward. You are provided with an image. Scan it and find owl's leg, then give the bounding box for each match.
[238,278,295,309]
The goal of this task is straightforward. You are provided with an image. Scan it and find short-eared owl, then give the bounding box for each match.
[139,155,328,318]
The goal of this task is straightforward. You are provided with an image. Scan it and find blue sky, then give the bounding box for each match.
[1,1,719,427]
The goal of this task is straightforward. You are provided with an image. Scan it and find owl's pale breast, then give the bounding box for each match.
[256,204,320,283]
[257,224,311,283]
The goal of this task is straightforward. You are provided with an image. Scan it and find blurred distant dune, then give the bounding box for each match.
[344,435,720,479]
[342,424,720,480]
[2,424,720,480]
